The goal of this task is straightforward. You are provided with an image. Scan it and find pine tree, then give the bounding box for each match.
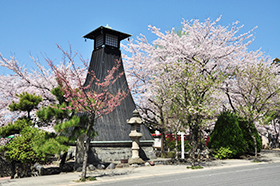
[36,86,86,170]
[9,92,42,119]
[0,92,45,178]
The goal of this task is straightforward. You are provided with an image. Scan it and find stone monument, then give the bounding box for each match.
[127,109,145,164]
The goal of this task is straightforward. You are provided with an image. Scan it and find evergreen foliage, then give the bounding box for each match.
[238,118,262,153]
[36,86,90,169]
[36,87,71,124]
[214,147,233,159]
[36,86,87,145]
[208,111,247,157]
[1,124,46,163]
[36,87,76,164]
[208,111,262,157]
[0,93,48,166]
[9,92,42,118]
[32,131,69,157]
[0,117,31,137]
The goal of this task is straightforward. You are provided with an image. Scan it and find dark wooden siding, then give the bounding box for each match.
[83,46,154,141]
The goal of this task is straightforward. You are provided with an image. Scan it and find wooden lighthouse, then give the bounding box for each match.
[78,26,155,163]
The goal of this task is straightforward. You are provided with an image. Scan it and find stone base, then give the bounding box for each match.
[75,142,156,164]
[128,157,145,165]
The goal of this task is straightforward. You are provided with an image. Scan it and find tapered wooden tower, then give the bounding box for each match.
[81,26,155,163]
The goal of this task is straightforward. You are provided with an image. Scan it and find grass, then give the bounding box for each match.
[74,176,97,182]
[186,166,204,169]
[87,176,97,181]
[251,160,262,163]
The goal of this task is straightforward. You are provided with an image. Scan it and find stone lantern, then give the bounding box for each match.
[127,109,145,164]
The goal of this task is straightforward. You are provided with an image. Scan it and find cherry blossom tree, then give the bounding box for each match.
[47,47,127,179]
[167,62,226,165]
[0,46,87,129]
[122,16,256,163]
[225,52,280,161]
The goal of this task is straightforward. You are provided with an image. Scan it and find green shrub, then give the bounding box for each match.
[3,125,46,164]
[208,111,247,157]
[214,147,233,159]
[238,118,262,153]
[80,178,86,182]
[208,111,262,157]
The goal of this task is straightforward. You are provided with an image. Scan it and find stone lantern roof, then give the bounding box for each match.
[127,109,143,125]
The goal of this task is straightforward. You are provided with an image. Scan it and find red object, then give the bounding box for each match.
[165,134,188,141]
[152,133,188,141]
[153,132,210,145]
[205,136,210,146]
[151,133,161,137]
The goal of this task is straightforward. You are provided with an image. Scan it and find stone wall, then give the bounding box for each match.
[87,146,155,163]
[75,141,156,165]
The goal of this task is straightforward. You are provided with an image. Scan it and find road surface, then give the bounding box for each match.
[87,162,280,186]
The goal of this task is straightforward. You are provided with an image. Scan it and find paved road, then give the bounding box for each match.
[2,150,280,186]
[87,162,280,186]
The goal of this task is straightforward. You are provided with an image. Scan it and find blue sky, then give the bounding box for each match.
[0,0,279,75]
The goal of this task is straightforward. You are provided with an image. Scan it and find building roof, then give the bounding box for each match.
[83,26,131,41]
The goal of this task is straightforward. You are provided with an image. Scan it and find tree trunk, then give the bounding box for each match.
[159,106,166,156]
[276,133,279,148]
[10,161,15,179]
[160,130,166,155]
[175,133,179,159]
[190,124,199,167]
[81,117,94,179]
[248,125,258,161]
[21,163,30,177]
[75,134,85,171]
[60,152,68,171]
